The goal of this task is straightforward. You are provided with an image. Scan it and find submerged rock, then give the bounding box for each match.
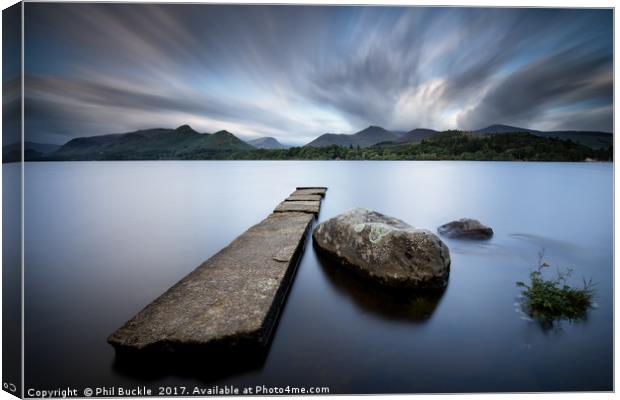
[437,218,493,240]
[312,208,450,289]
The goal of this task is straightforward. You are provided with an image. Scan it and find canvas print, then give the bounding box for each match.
[2,2,614,397]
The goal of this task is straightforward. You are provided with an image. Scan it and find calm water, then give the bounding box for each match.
[22,161,612,394]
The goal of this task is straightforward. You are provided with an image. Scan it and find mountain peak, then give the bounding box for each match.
[409,128,437,133]
[247,136,288,149]
[474,124,533,134]
[361,125,387,132]
[355,125,397,143]
[175,124,197,134]
[213,130,233,136]
[395,128,438,144]
[488,124,519,130]
[306,125,398,148]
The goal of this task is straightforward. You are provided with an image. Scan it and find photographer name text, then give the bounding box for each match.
[26,385,330,397]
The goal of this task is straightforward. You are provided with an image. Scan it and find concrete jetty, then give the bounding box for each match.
[108,187,327,354]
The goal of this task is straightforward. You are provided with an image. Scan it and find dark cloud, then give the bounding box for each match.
[3,77,21,145]
[457,45,613,131]
[3,3,22,145]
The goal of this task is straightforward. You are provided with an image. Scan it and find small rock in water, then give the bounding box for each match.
[312,208,450,289]
[437,218,493,240]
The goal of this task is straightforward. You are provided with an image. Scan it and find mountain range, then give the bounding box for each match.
[3,123,613,162]
[306,126,398,148]
[307,124,612,149]
[47,124,253,160]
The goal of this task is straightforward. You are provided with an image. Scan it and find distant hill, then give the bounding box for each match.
[304,133,355,148]
[46,125,253,160]
[535,130,613,150]
[396,128,439,144]
[247,137,288,149]
[473,124,532,134]
[5,141,62,154]
[472,124,612,149]
[3,141,61,163]
[306,125,398,148]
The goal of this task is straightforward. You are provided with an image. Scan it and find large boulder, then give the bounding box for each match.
[437,218,493,240]
[312,208,450,289]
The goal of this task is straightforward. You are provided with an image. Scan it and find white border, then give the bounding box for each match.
[0,2,615,400]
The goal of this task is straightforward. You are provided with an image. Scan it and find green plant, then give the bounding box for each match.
[516,252,595,322]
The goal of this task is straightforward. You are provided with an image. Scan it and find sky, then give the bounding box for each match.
[22,4,613,145]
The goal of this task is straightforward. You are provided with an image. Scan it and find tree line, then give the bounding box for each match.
[182,132,613,162]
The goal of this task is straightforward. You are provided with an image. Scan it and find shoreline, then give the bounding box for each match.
[8,159,614,164]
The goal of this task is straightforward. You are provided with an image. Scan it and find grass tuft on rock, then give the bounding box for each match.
[516,253,595,322]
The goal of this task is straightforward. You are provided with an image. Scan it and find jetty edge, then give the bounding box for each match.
[108,186,327,354]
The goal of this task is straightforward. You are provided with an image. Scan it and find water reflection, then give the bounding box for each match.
[515,298,593,335]
[509,233,584,260]
[112,344,268,383]
[512,247,595,336]
[314,246,446,322]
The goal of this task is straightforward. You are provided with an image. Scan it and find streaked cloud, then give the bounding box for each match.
[23,4,613,145]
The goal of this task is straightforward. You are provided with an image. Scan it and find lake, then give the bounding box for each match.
[22,161,612,393]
